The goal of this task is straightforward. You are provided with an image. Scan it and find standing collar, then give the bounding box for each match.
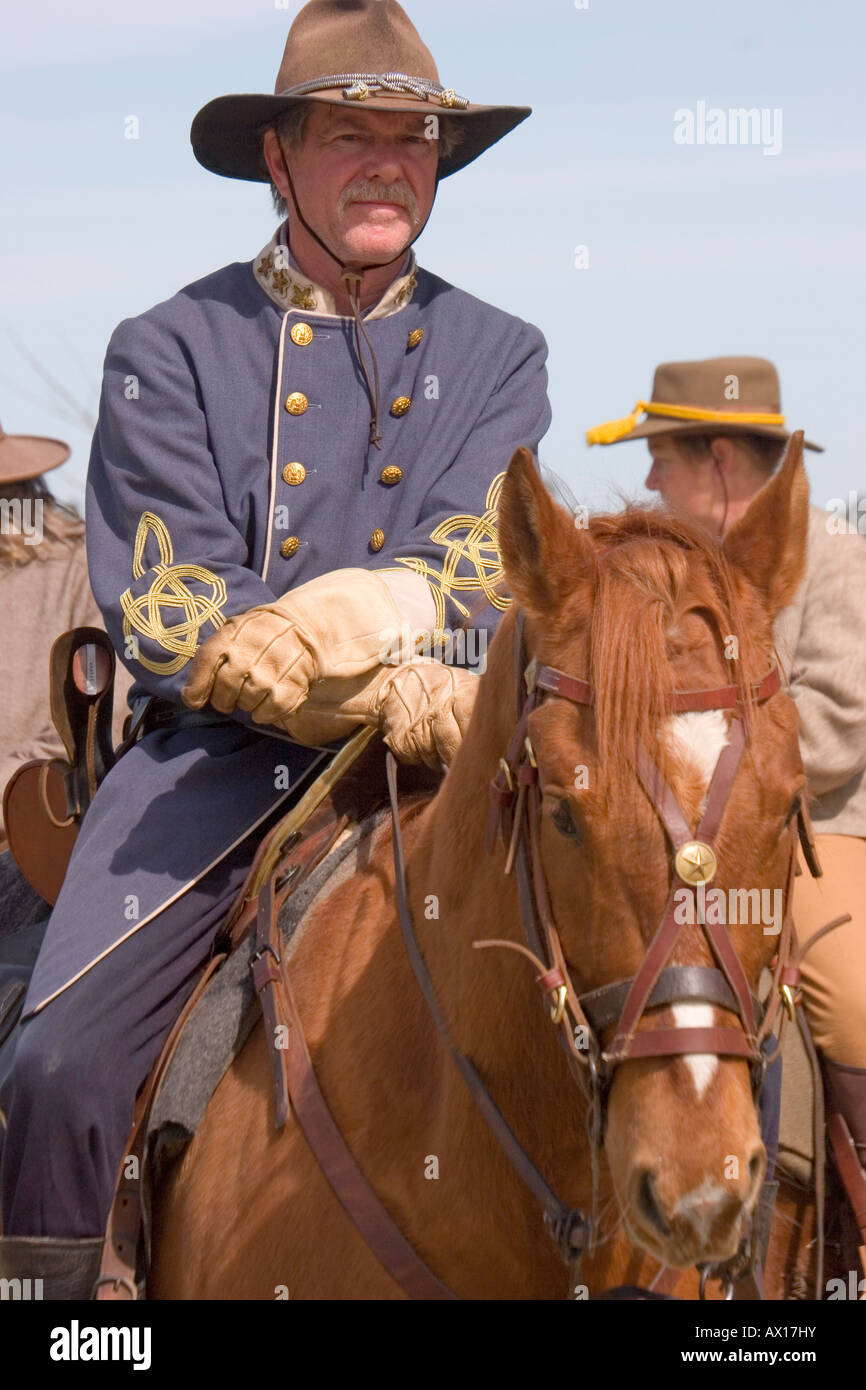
[253,221,418,321]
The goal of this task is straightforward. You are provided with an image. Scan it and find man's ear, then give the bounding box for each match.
[722,430,809,616]
[497,448,596,617]
[709,435,737,474]
[262,130,282,187]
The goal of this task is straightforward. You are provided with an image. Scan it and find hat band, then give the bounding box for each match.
[277,72,469,108]
[586,400,786,446]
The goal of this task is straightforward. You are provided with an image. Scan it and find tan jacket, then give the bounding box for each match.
[774,505,866,836]
[0,536,133,837]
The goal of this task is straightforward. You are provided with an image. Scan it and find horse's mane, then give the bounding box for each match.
[464,496,764,791]
[585,506,760,788]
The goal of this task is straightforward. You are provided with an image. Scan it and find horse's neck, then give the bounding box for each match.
[406,625,533,1055]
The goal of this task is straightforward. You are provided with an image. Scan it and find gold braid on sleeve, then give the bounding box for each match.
[119,511,228,675]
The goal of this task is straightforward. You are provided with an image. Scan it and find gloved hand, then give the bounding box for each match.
[281,659,479,768]
[181,569,412,724]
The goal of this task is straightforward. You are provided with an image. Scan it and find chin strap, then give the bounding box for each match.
[715,459,729,535]
[276,137,440,454]
[342,269,384,449]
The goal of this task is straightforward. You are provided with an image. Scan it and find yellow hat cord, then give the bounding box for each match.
[586,401,786,446]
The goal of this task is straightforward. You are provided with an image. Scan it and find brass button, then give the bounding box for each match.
[280,536,300,559]
[291,322,313,346]
[407,328,424,349]
[380,466,403,486]
[282,462,306,486]
[390,396,411,418]
[370,529,385,552]
[285,392,308,415]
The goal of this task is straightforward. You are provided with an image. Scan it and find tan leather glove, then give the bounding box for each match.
[181,569,412,724]
[281,659,479,769]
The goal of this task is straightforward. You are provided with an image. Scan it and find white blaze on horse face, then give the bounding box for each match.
[667,710,729,812]
[665,711,729,1098]
[671,1003,717,1098]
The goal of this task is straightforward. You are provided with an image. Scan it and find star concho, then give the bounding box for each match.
[674,840,718,886]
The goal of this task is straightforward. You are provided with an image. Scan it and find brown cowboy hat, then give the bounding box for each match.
[0,420,70,485]
[586,357,823,453]
[191,0,531,183]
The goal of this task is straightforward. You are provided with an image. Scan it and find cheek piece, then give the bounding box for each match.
[275,135,440,452]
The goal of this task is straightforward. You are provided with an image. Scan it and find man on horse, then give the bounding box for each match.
[0,0,550,1298]
[587,356,866,1252]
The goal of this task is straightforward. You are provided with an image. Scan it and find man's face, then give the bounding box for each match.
[275,105,439,265]
[645,435,717,527]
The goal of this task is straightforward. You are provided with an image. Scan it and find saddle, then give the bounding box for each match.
[2,625,228,905]
[3,627,119,905]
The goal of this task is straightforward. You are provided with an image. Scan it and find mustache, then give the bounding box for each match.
[337,180,419,222]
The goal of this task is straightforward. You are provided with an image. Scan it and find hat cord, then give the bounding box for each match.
[278,74,469,109]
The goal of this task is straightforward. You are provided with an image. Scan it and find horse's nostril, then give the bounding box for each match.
[748,1153,762,1185]
[637,1170,671,1237]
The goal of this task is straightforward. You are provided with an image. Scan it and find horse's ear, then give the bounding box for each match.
[498,448,595,616]
[722,430,809,616]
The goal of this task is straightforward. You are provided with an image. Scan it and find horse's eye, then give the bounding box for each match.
[551,798,582,843]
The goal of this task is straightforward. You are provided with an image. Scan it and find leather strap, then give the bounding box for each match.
[615,718,758,1059]
[612,1027,756,1061]
[224,805,351,948]
[796,797,823,879]
[698,718,747,844]
[387,751,590,1264]
[610,890,689,1054]
[251,879,293,1128]
[798,1007,826,1294]
[264,835,457,1300]
[828,1113,866,1238]
[581,966,762,1034]
[532,663,781,713]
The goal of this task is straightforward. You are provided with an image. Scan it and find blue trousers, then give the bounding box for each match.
[0,829,267,1238]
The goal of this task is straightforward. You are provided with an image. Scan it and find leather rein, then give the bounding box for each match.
[387,610,822,1296]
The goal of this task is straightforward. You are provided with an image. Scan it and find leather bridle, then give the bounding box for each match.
[389,608,822,1291]
[481,614,798,1111]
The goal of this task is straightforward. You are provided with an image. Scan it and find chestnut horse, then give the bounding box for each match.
[151,435,826,1299]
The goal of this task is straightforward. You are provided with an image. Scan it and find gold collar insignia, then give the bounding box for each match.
[253,225,418,322]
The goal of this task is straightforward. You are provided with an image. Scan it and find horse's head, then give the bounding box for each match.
[495,436,809,1270]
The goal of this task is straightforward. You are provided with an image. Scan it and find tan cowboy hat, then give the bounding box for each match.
[0,420,70,484]
[586,357,823,453]
[191,0,530,183]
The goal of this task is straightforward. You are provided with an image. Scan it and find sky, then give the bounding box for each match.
[2,0,864,515]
